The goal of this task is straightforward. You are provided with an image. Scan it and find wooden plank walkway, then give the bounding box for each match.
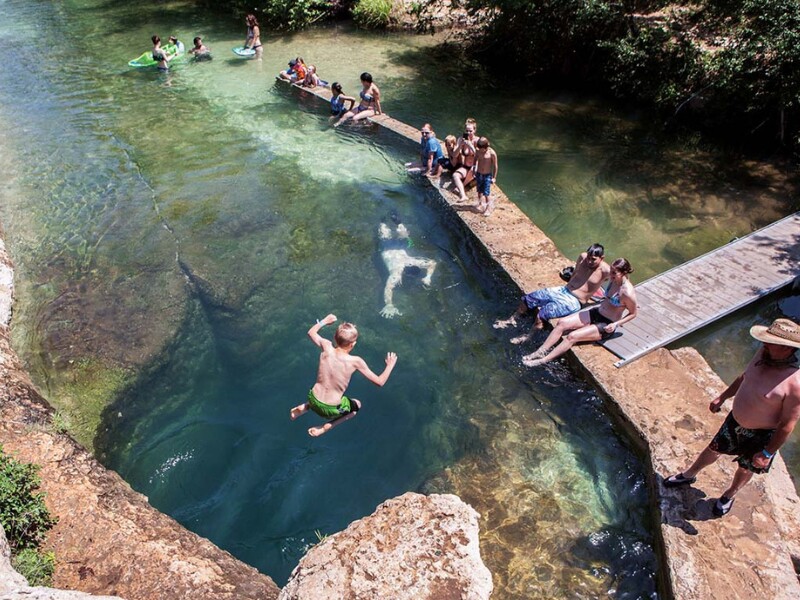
[601,212,800,366]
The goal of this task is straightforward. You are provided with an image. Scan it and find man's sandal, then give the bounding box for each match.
[712,496,734,517]
[663,473,697,487]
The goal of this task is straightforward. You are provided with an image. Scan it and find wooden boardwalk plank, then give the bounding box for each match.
[603,212,800,366]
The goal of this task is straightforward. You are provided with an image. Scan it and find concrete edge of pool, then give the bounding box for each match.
[281,80,800,599]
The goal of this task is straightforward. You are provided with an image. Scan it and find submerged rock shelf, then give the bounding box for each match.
[0,238,281,599]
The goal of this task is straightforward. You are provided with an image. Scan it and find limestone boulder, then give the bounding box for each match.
[280,492,493,600]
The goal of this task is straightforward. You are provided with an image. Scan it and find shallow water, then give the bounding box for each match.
[0,0,796,595]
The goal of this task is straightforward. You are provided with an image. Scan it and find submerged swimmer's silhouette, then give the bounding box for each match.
[379,221,436,318]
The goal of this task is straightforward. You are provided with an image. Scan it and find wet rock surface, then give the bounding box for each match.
[279,492,493,600]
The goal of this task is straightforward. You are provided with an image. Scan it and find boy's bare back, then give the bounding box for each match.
[309,314,397,406]
[314,344,365,405]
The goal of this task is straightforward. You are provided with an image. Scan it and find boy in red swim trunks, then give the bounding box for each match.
[289,314,398,437]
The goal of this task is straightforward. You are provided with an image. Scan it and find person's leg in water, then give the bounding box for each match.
[522,312,595,366]
[308,400,362,437]
[334,109,356,128]
[493,301,535,330]
[352,108,375,122]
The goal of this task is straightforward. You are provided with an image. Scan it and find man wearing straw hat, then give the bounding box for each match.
[663,318,800,517]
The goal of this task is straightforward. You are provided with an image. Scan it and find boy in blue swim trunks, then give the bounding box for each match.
[290,314,398,437]
[474,137,498,216]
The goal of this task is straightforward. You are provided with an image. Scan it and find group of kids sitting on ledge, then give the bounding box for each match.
[278,59,500,213]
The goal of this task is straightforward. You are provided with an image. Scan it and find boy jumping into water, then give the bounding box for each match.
[290,314,398,437]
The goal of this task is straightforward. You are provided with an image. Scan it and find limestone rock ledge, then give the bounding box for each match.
[280,492,493,600]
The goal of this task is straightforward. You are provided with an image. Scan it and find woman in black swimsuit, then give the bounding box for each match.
[151,35,173,72]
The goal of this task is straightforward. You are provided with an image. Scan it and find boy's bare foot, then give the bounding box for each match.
[493,316,517,329]
[290,404,307,420]
[309,423,332,437]
[458,194,468,203]
[484,200,496,216]
[510,334,530,345]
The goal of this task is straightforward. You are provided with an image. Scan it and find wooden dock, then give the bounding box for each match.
[601,212,800,366]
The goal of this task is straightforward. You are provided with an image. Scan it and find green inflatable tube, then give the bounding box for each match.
[128,42,184,68]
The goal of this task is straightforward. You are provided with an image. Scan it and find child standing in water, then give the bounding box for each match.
[290,314,398,437]
[474,137,499,215]
[189,36,210,59]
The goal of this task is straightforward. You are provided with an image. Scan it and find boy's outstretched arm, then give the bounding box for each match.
[355,352,398,387]
[308,314,336,348]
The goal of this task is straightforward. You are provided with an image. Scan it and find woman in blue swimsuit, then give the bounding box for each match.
[334,72,381,127]
[522,258,638,367]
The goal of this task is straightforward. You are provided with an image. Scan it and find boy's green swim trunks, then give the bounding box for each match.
[308,389,353,419]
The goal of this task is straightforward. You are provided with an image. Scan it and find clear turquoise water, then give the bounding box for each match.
[0,0,796,596]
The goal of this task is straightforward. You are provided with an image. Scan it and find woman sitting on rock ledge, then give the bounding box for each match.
[522,258,638,367]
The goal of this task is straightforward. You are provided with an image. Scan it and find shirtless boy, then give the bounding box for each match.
[493,243,611,340]
[290,314,398,437]
[474,137,498,215]
[663,318,800,516]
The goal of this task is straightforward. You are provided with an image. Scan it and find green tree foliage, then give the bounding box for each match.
[196,0,332,31]
[465,0,800,146]
[467,0,626,78]
[11,548,55,587]
[703,0,800,142]
[352,0,394,28]
[0,448,57,551]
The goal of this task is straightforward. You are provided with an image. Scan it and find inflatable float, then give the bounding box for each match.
[232,46,256,58]
[128,41,185,68]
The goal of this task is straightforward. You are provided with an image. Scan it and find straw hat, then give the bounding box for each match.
[750,318,800,349]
